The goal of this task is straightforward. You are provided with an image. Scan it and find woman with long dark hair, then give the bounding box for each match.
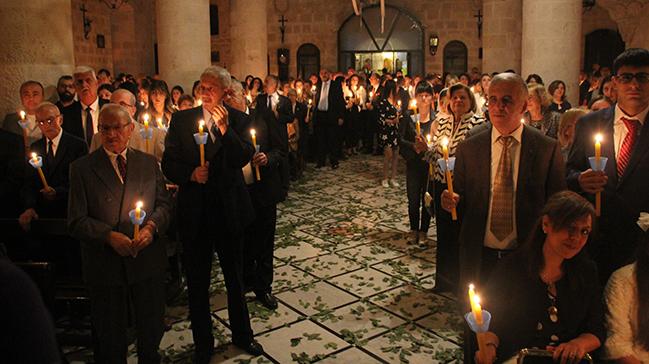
[476,191,605,364]
[604,218,649,362]
[144,79,174,127]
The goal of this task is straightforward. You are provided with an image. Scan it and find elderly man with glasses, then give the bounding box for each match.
[68,104,172,364]
[89,88,166,162]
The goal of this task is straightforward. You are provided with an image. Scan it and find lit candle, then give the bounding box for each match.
[250,129,261,181]
[306,99,312,122]
[468,284,487,361]
[30,152,50,190]
[297,88,302,96]
[134,201,143,240]
[520,118,525,124]
[19,110,29,154]
[198,119,205,166]
[594,133,603,216]
[139,101,145,107]
[442,137,457,220]
[197,99,203,106]
[19,110,26,120]
[143,114,150,152]
[427,134,433,177]
[369,91,374,100]
[156,117,164,129]
[396,100,402,121]
[311,85,316,93]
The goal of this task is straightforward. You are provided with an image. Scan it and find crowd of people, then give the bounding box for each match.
[0,47,648,364]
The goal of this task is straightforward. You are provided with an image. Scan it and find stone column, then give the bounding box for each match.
[522,0,582,105]
[0,0,75,115]
[482,0,522,74]
[156,0,210,92]
[229,0,268,80]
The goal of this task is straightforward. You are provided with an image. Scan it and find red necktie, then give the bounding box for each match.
[617,117,640,177]
[116,154,127,183]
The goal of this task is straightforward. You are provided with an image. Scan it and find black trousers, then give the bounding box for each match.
[361,109,377,151]
[89,275,165,364]
[243,203,277,295]
[314,110,340,166]
[182,229,253,353]
[405,163,433,232]
[434,180,460,289]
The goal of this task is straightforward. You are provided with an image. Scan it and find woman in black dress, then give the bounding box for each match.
[475,191,605,363]
[377,80,402,188]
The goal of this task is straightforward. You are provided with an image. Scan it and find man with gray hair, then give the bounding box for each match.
[61,66,108,145]
[89,88,166,162]
[162,66,263,361]
[68,103,171,364]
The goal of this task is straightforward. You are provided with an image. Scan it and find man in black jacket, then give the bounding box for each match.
[313,69,345,169]
[244,75,290,310]
[0,129,24,219]
[61,66,108,145]
[161,66,263,363]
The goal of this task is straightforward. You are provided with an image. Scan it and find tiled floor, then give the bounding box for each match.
[65,155,464,363]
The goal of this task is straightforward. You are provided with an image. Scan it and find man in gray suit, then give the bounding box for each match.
[68,104,171,364]
[442,72,566,287]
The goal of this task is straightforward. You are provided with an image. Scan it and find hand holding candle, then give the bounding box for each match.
[143,114,151,152]
[441,137,457,220]
[134,201,143,240]
[198,119,206,166]
[29,153,51,191]
[467,284,490,363]
[250,129,261,181]
[594,133,603,216]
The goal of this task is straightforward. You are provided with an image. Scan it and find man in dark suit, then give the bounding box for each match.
[61,66,108,145]
[55,75,76,110]
[0,129,24,219]
[567,48,649,282]
[244,75,290,310]
[287,88,308,179]
[68,104,171,364]
[313,68,345,169]
[161,66,263,362]
[2,80,45,149]
[363,72,382,155]
[442,72,566,287]
[19,102,88,231]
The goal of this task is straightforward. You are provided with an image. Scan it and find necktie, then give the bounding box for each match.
[490,136,514,241]
[617,117,640,177]
[46,140,55,165]
[85,107,94,145]
[116,154,127,183]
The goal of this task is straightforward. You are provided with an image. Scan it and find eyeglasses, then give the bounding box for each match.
[117,101,134,108]
[37,115,61,125]
[98,123,131,133]
[615,72,649,84]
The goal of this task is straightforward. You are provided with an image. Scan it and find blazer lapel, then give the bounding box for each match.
[619,113,649,187]
[47,133,68,179]
[516,126,537,216]
[474,125,492,204]
[121,149,142,218]
[91,148,123,200]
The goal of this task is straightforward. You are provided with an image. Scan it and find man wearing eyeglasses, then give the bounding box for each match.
[567,47,649,283]
[88,89,166,162]
[18,102,87,233]
[68,104,171,364]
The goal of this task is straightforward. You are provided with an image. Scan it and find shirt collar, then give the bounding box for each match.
[614,103,649,126]
[202,106,213,126]
[492,123,524,145]
[103,147,128,161]
[49,128,63,146]
[83,97,99,112]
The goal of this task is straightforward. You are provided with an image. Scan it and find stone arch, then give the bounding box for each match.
[584,29,625,70]
[297,43,320,80]
[443,41,468,76]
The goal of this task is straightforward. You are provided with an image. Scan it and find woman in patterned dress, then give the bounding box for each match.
[430,83,485,291]
[377,80,403,187]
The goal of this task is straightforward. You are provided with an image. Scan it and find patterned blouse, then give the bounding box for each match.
[429,112,485,183]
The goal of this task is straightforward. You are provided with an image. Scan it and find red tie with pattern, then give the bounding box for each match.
[617,117,640,177]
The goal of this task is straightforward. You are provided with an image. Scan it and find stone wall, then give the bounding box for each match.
[599,0,649,50]
[71,0,114,72]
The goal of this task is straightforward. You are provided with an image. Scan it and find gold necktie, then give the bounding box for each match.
[490,136,514,241]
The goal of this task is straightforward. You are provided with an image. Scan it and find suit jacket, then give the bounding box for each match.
[90,122,166,163]
[248,95,290,207]
[161,105,255,243]
[0,129,25,218]
[567,106,649,273]
[454,124,566,285]
[313,78,345,124]
[60,99,108,142]
[68,148,171,286]
[22,132,88,218]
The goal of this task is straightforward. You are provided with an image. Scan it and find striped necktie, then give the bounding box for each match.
[490,136,514,241]
[617,117,640,177]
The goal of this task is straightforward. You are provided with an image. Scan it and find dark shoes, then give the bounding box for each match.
[233,339,265,356]
[256,292,278,310]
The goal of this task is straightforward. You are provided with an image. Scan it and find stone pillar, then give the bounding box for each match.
[522,0,582,105]
[0,0,75,115]
[229,0,268,80]
[156,0,210,92]
[482,0,522,74]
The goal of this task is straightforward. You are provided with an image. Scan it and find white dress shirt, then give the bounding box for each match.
[47,128,63,157]
[202,107,217,142]
[484,124,524,250]
[613,104,649,158]
[268,92,280,111]
[82,97,100,137]
[318,81,330,111]
[104,147,128,184]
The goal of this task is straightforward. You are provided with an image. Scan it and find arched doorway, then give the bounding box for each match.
[584,29,625,71]
[338,5,424,76]
[443,41,468,76]
[297,43,320,80]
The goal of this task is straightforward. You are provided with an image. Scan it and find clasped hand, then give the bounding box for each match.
[108,226,154,258]
[441,190,460,212]
[414,135,429,154]
[578,169,607,194]
[252,152,268,167]
[191,162,210,184]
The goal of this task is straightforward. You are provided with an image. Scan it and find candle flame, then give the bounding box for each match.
[311,86,316,92]
[250,129,256,137]
[520,118,525,124]
[397,100,402,107]
[19,110,26,120]
[136,201,143,209]
[426,134,432,143]
[198,119,205,134]
[441,137,450,148]
[594,133,603,143]
[197,99,203,106]
[156,117,163,128]
[139,101,145,107]
[308,99,312,105]
[473,294,482,307]
[469,283,475,291]
[31,152,37,161]
[143,113,149,122]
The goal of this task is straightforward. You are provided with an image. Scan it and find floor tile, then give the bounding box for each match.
[276,281,359,316]
[329,267,404,298]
